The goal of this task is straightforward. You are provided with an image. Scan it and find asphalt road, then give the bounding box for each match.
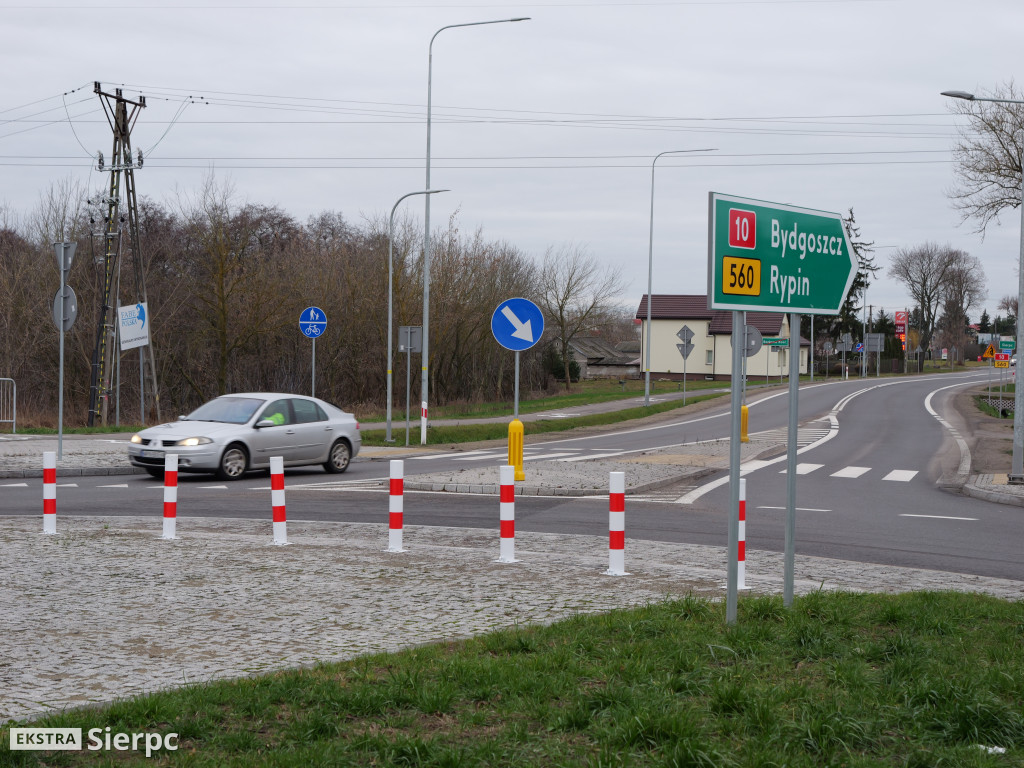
[4,371,1019,581]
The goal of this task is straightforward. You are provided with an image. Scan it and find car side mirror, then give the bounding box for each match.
[178,415,186,421]
[255,419,275,429]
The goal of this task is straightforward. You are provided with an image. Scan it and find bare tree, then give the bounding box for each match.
[998,293,1019,321]
[535,244,624,389]
[947,81,1024,232]
[888,243,961,356]
[936,251,987,354]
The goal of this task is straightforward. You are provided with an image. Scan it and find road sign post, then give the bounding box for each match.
[299,307,327,397]
[53,242,76,461]
[399,326,422,446]
[709,192,856,620]
[491,298,544,419]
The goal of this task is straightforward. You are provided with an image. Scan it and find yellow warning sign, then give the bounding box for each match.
[982,344,997,359]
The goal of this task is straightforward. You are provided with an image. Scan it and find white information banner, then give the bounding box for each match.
[118,302,150,351]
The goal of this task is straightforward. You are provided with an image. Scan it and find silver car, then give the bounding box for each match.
[128,393,361,480]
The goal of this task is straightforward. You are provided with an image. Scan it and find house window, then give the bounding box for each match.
[706,350,714,366]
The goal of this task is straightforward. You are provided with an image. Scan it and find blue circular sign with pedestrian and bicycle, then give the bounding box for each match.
[299,306,327,338]
[491,298,544,352]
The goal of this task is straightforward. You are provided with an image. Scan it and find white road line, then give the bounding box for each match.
[454,453,505,462]
[1,482,28,487]
[198,485,228,489]
[524,452,579,461]
[555,452,631,462]
[883,470,918,482]
[779,463,824,475]
[97,483,129,488]
[757,505,832,512]
[923,381,974,480]
[900,514,976,521]
[410,449,492,461]
[57,483,78,487]
[831,466,870,478]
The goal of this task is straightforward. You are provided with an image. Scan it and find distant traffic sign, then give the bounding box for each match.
[708,193,857,314]
[763,337,789,348]
[1000,340,1016,351]
[983,344,997,359]
[299,306,327,338]
[491,298,544,352]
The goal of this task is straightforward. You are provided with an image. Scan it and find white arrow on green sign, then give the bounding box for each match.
[707,192,857,314]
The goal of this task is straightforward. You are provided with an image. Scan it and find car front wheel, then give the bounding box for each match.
[323,439,351,474]
[217,444,249,480]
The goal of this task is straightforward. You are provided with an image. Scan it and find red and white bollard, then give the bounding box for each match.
[270,456,288,545]
[42,451,56,535]
[387,459,406,552]
[738,478,748,590]
[605,471,628,576]
[497,465,517,563]
[162,453,178,539]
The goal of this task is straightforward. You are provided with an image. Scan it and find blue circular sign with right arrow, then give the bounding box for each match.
[491,298,544,352]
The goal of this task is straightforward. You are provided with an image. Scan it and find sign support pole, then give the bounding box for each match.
[784,312,801,606]
[312,337,316,398]
[726,310,742,624]
[58,257,65,461]
[514,351,520,419]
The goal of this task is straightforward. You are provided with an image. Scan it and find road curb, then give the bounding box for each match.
[0,467,149,479]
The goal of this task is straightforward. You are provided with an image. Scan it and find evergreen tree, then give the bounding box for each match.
[802,209,878,342]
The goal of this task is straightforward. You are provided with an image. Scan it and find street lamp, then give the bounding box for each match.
[643,148,716,407]
[942,89,1024,482]
[421,17,530,445]
[388,189,448,443]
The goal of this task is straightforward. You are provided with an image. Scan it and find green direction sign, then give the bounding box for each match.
[762,337,789,347]
[1000,340,1015,351]
[707,192,857,314]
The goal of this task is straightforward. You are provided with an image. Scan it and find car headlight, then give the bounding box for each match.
[175,437,213,447]
[130,434,142,444]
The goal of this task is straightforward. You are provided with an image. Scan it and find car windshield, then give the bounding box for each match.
[184,397,265,424]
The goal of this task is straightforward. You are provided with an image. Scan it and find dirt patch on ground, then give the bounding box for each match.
[958,389,1014,473]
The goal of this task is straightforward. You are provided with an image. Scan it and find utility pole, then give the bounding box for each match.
[87,83,160,427]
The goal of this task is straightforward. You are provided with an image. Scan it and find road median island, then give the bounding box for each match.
[2,514,1022,764]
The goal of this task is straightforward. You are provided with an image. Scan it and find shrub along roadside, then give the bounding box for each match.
[2,591,1020,766]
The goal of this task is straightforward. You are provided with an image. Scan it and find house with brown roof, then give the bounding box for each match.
[635,294,809,381]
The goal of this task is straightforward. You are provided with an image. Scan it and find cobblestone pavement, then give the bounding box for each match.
[3,515,1022,725]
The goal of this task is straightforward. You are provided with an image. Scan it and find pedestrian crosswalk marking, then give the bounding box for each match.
[831,466,870,478]
[778,463,824,475]
[883,469,918,482]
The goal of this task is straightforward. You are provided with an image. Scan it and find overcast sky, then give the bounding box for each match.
[3,0,1023,326]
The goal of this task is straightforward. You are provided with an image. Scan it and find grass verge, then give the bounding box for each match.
[2,591,1021,766]
[361,393,726,446]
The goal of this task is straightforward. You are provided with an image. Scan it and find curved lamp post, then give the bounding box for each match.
[388,189,448,443]
[942,89,1024,482]
[643,148,717,407]
[421,16,530,445]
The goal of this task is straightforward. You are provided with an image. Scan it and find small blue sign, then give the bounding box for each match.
[854,342,864,353]
[491,298,544,352]
[300,306,327,338]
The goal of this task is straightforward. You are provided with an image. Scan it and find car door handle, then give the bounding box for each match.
[286,429,295,435]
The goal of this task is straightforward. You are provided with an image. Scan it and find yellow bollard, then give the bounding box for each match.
[508,418,525,481]
[740,404,749,443]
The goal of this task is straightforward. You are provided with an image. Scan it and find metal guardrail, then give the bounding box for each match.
[0,378,15,433]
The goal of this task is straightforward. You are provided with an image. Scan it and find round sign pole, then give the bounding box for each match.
[299,307,327,399]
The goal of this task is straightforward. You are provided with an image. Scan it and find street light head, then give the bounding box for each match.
[941,90,976,101]
[510,17,530,21]
[426,188,450,194]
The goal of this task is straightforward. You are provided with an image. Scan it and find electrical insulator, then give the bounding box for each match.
[137,149,143,167]
[97,151,104,170]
